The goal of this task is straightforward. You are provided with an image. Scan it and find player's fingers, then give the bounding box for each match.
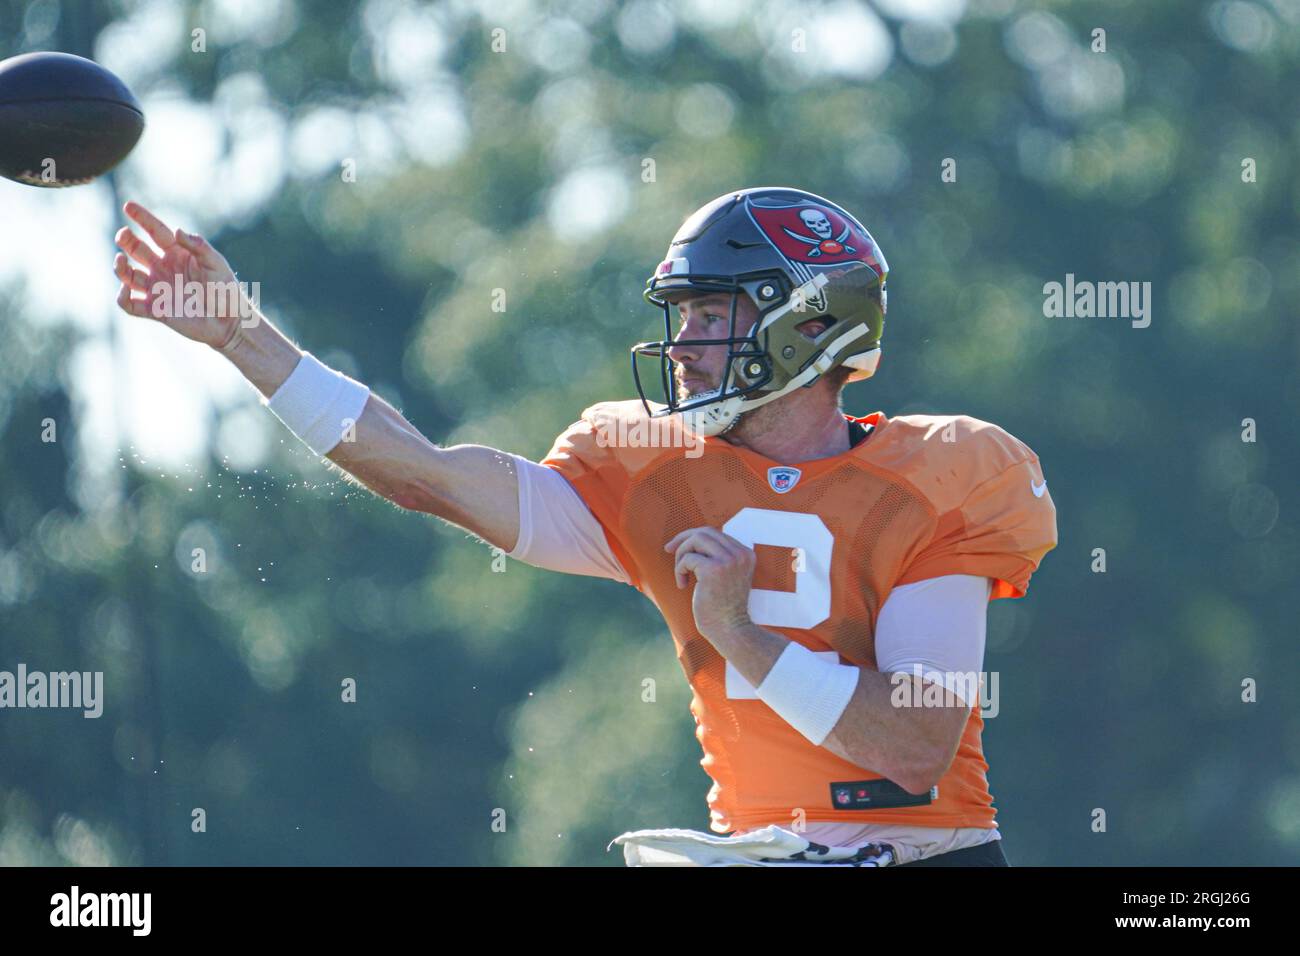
[673,536,727,582]
[664,528,693,552]
[675,551,707,588]
[696,526,746,552]
[113,253,150,292]
[665,526,724,553]
[116,283,152,318]
[175,229,225,272]
[115,226,160,269]
[124,201,175,249]
[174,229,202,254]
[668,529,727,561]
[717,530,756,564]
[719,529,749,550]
[674,526,748,562]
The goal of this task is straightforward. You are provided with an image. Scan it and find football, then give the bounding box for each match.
[0,51,144,188]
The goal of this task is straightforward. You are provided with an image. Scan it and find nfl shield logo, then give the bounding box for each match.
[768,466,801,494]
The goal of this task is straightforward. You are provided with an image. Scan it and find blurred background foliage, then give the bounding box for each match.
[1,0,1298,865]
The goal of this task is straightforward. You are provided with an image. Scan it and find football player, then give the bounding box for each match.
[113,187,1056,867]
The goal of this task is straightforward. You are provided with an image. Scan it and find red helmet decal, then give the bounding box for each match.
[747,198,885,277]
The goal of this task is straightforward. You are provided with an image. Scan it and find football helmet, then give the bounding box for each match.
[631,186,889,437]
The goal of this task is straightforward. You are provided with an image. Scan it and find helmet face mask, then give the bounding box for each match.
[631,187,888,438]
[632,274,788,430]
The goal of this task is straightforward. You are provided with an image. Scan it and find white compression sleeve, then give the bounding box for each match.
[874,575,992,705]
[505,453,632,584]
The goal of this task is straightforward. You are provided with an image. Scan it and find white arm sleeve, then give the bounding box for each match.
[874,574,992,705]
[504,453,632,584]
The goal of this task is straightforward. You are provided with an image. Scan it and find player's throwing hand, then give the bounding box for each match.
[113,200,245,350]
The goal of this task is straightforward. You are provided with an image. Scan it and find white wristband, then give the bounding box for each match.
[755,643,860,746]
[265,352,371,456]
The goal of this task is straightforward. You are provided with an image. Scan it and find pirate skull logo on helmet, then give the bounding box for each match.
[799,208,833,239]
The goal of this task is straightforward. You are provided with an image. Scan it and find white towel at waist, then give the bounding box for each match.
[610,822,998,867]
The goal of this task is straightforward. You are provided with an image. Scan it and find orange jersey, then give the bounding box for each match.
[539,400,1057,833]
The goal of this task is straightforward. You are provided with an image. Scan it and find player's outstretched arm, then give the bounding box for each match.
[324,399,521,553]
[113,201,522,553]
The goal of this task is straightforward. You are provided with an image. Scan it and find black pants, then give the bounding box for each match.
[894,838,1009,867]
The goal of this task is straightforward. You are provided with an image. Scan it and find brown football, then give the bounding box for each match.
[0,51,145,188]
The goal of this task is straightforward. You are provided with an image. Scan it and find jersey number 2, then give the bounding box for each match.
[720,507,837,700]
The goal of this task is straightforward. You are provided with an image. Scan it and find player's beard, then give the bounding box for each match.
[676,364,722,401]
[678,381,711,402]
[674,381,746,438]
